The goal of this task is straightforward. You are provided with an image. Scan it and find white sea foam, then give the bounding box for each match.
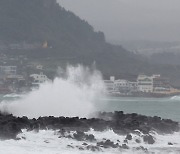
[3,94,23,98]
[0,129,180,154]
[0,65,106,118]
[170,95,180,100]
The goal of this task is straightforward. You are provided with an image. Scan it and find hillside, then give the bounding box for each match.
[0,0,145,71]
[1,0,180,87]
[0,0,105,54]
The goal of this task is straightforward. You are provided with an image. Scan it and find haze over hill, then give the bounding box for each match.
[0,0,145,76]
[1,0,180,86]
[59,0,180,58]
[59,0,180,42]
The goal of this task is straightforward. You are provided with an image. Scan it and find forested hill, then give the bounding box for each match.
[0,0,145,73]
[1,0,180,86]
[0,0,105,50]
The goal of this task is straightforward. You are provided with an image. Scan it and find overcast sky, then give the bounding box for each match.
[58,0,180,42]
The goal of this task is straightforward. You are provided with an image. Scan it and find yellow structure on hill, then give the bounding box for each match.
[42,41,48,48]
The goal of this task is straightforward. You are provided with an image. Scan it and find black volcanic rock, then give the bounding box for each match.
[86,145,102,152]
[0,122,21,139]
[120,144,129,149]
[168,142,173,145]
[135,146,148,152]
[125,134,132,140]
[73,131,96,142]
[135,139,141,143]
[143,135,155,144]
[0,111,179,140]
[97,140,119,148]
[97,111,179,134]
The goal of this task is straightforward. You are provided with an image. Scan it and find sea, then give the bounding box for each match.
[0,66,180,153]
[0,94,180,154]
[98,96,180,122]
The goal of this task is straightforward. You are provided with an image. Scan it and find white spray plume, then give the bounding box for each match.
[0,65,106,118]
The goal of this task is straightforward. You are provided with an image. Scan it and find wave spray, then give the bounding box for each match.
[0,65,106,118]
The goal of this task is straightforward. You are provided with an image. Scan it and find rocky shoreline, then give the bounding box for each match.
[0,111,179,139]
[0,111,179,152]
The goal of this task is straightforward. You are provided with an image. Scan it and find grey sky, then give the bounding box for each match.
[58,0,180,42]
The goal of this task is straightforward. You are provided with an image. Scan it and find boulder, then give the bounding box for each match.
[0,122,22,139]
[135,139,141,143]
[121,144,129,149]
[125,134,132,140]
[86,145,101,151]
[135,146,148,152]
[73,131,96,142]
[168,142,173,145]
[97,139,119,148]
[143,135,155,144]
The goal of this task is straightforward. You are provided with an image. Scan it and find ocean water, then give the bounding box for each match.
[1,94,180,121]
[0,128,179,154]
[0,94,180,154]
[97,96,180,122]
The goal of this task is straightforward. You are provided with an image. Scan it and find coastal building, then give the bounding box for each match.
[0,66,17,79]
[104,80,115,92]
[137,74,172,94]
[137,75,153,93]
[30,72,51,86]
[104,76,138,94]
[104,76,116,92]
[4,75,26,92]
[104,74,177,96]
[36,64,43,70]
[110,76,115,82]
[153,75,171,94]
[129,81,138,92]
[5,75,24,83]
[114,79,130,93]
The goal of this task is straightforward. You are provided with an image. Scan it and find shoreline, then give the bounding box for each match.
[0,111,179,140]
[107,92,180,98]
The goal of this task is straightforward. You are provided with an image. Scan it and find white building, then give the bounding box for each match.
[36,65,43,70]
[104,76,138,94]
[30,72,51,85]
[137,75,153,93]
[114,79,130,93]
[0,66,17,78]
[129,81,138,92]
[152,75,171,94]
[6,75,24,81]
[104,80,115,92]
[110,76,115,82]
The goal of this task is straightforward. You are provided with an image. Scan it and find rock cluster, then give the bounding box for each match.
[73,131,96,142]
[97,111,179,134]
[0,111,179,140]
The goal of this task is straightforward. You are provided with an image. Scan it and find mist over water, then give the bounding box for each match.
[0,65,106,118]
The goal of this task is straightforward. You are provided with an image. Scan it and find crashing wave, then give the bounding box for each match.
[170,95,180,100]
